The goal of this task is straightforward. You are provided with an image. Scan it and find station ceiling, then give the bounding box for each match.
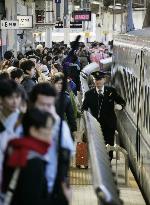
[25,0,146,14]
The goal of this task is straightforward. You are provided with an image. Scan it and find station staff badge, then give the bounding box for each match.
[96,71,99,77]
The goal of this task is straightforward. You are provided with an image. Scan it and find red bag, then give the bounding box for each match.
[76,142,88,168]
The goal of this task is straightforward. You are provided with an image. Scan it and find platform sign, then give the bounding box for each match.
[55,0,61,3]
[17,16,33,29]
[73,11,91,21]
[85,32,90,38]
[1,20,19,29]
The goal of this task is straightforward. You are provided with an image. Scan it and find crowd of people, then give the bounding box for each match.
[0,41,116,205]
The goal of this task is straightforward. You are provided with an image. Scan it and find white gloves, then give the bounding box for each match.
[114,104,122,111]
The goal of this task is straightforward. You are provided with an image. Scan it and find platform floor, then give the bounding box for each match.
[71,185,98,205]
[111,154,146,205]
[70,153,146,205]
[70,155,97,205]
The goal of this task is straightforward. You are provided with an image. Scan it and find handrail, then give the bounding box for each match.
[80,73,122,205]
[84,112,122,205]
[106,144,129,186]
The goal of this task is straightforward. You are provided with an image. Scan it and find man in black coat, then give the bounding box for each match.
[82,71,126,160]
[20,60,36,95]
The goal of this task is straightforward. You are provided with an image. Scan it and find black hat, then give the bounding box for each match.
[91,71,107,80]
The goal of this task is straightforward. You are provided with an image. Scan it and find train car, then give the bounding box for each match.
[112,28,150,205]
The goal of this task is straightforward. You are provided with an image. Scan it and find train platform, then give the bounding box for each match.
[70,152,146,205]
[112,153,146,205]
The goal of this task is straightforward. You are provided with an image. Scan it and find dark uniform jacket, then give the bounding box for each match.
[82,86,126,131]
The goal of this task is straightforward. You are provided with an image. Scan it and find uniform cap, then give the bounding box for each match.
[91,71,107,80]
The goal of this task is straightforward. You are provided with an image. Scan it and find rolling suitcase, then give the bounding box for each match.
[76,142,88,168]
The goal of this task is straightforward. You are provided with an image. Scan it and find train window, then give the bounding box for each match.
[123,70,138,114]
[123,69,129,103]
[140,85,144,127]
[146,86,148,132]
[134,78,137,112]
[143,85,147,129]
[133,77,135,112]
[128,73,132,106]
[126,72,130,104]
[125,73,138,114]
[147,87,150,134]
[135,54,137,64]
[131,75,134,111]
[130,76,137,113]
[143,86,150,134]
[144,63,147,71]
[133,77,137,113]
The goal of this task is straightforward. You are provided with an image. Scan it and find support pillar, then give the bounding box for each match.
[56,2,60,21]
[113,0,116,31]
[31,1,36,49]
[45,1,52,48]
[64,0,70,46]
[5,0,17,56]
[96,4,102,42]
[126,0,134,32]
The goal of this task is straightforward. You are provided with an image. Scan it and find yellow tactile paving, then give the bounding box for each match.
[69,167,92,185]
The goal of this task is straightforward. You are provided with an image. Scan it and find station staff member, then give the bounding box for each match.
[82,71,126,160]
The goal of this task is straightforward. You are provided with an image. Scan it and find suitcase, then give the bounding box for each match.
[76,142,88,168]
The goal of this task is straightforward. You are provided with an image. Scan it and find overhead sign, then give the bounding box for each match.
[55,0,61,3]
[55,21,63,28]
[55,21,82,29]
[17,15,33,29]
[1,20,19,29]
[73,11,91,21]
[70,21,82,28]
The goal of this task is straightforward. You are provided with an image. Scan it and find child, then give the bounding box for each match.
[1,108,55,205]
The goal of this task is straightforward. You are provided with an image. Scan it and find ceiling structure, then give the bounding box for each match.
[91,0,146,13]
[24,0,147,13]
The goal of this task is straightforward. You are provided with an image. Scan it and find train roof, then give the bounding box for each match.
[114,28,150,46]
[128,28,150,38]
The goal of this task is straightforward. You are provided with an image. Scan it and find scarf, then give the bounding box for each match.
[7,137,50,168]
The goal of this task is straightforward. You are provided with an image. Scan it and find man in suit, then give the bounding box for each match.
[82,71,126,160]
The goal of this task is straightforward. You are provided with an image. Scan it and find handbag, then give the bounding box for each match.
[0,168,20,205]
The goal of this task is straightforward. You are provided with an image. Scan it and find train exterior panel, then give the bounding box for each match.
[112,28,150,205]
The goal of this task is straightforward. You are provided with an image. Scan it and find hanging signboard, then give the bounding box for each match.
[85,32,91,38]
[1,20,19,29]
[73,11,91,21]
[17,15,33,29]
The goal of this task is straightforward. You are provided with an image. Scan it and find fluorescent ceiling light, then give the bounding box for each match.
[74,5,80,9]
[92,1,103,6]
[109,5,122,10]
[133,7,146,11]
